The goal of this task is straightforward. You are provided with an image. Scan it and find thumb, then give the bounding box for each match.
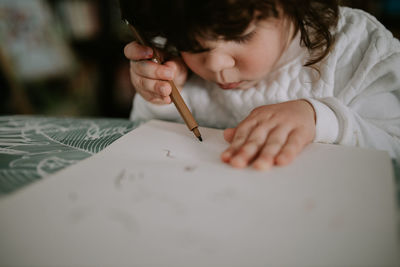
[164,59,187,88]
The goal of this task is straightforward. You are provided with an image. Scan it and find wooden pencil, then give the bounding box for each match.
[125,20,202,142]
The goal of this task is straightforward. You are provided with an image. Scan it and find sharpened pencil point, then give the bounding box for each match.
[192,127,202,142]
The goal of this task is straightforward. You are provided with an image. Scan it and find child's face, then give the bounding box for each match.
[181,15,294,90]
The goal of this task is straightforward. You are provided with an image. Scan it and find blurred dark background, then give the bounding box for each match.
[0,0,399,118]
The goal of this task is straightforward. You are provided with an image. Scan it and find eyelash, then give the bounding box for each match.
[187,31,256,54]
[233,31,256,44]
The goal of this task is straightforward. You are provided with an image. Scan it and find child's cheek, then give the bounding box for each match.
[242,50,277,77]
[181,53,197,70]
[181,53,209,79]
[182,54,199,71]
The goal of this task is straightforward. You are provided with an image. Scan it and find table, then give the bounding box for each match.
[0,115,137,195]
[0,115,399,207]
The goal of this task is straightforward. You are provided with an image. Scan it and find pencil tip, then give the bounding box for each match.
[192,127,202,142]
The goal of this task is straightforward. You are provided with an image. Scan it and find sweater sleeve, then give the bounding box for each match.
[308,39,400,160]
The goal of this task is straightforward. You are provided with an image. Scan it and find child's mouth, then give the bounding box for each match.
[217,82,242,90]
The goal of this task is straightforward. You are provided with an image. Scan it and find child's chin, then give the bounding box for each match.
[218,80,258,90]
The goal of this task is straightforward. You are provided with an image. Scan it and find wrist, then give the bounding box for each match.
[300,99,316,124]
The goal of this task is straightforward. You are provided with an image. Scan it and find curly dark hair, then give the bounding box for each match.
[119,0,339,67]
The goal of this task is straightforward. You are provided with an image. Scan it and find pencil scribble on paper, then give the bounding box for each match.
[131,184,150,203]
[184,165,197,172]
[163,149,175,158]
[114,169,126,189]
[68,206,92,224]
[176,230,218,255]
[155,194,187,216]
[107,209,137,232]
[210,187,239,203]
[128,171,144,181]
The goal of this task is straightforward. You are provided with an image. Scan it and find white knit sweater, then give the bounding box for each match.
[131,7,400,160]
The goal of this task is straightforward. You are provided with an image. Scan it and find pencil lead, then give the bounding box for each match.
[192,127,202,142]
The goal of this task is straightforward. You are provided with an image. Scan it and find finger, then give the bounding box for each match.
[223,128,235,143]
[124,42,153,61]
[164,59,188,89]
[131,60,174,81]
[130,73,172,103]
[229,123,272,168]
[275,130,307,166]
[221,128,236,163]
[140,90,171,105]
[163,61,181,77]
[139,89,172,104]
[252,126,290,170]
[130,63,172,96]
[150,96,172,105]
[221,121,257,166]
[137,85,170,104]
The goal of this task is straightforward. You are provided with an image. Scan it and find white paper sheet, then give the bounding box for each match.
[0,120,399,266]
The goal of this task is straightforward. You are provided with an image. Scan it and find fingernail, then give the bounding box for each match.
[159,86,169,96]
[143,49,153,58]
[253,160,272,171]
[163,96,171,104]
[231,157,246,168]
[221,151,231,161]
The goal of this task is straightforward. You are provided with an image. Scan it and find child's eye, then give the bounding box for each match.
[232,31,256,44]
[185,47,211,54]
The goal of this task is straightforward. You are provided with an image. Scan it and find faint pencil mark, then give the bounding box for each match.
[68,207,92,223]
[184,165,197,172]
[129,172,145,180]
[129,173,136,181]
[156,194,187,216]
[138,171,145,179]
[163,149,175,158]
[177,230,218,255]
[210,187,239,202]
[107,209,137,232]
[114,169,126,189]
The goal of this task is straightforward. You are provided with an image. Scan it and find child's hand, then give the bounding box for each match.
[221,100,316,170]
[124,42,188,104]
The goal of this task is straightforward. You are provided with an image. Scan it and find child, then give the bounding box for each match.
[120,0,400,170]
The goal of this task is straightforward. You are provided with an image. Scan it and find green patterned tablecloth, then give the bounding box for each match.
[0,116,137,194]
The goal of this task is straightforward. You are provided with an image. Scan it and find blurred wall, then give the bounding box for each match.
[0,0,399,118]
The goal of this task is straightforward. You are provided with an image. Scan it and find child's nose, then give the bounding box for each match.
[204,50,235,73]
